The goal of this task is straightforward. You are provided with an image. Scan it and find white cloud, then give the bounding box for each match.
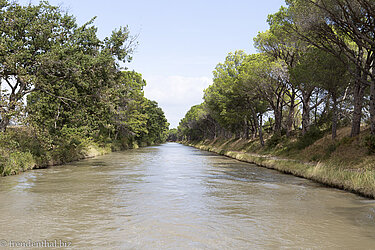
[143,75,212,128]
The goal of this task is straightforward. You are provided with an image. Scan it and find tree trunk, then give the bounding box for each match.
[302,90,312,135]
[370,80,375,135]
[253,117,258,138]
[213,122,217,139]
[351,80,365,137]
[259,114,264,147]
[286,91,296,137]
[235,129,241,139]
[244,119,250,139]
[314,91,320,124]
[302,105,310,135]
[0,116,9,133]
[331,93,338,140]
[274,108,282,134]
[250,120,256,139]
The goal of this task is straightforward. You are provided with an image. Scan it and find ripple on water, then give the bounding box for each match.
[0,143,375,249]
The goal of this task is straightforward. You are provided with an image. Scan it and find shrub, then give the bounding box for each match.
[266,133,283,148]
[310,154,320,162]
[340,136,355,146]
[324,143,337,158]
[364,135,375,154]
[295,126,324,150]
[1,151,35,176]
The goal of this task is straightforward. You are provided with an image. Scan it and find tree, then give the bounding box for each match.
[109,71,148,141]
[0,1,74,131]
[138,99,169,145]
[178,104,216,141]
[167,128,178,142]
[290,47,350,139]
[204,51,248,136]
[0,0,135,133]
[255,7,322,136]
[286,0,375,136]
[240,53,286,134]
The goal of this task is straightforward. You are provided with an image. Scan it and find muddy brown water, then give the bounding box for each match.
[1,143,375,249]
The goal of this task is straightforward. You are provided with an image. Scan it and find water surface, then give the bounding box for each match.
[0,143,375,249]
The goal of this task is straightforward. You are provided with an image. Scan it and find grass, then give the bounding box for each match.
[183,126,375,198]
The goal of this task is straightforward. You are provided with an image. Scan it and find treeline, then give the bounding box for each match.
[0,1,168,174]
[178,0,375,146]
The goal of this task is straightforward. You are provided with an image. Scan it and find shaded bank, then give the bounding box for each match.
[182,134,375,199]
[0,128,147,177]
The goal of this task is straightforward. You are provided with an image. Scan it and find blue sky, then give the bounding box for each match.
[19,0,286,128]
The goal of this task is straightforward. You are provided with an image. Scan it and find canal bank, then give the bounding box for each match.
[0,130,142,177]
[0,141,115,177]
[182,137,375,199]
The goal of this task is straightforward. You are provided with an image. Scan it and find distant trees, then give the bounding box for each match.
[1,0,168,148]
[178,0,374,142]
[167,128,178,142]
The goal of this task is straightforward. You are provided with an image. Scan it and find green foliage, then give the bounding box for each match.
[167,128,178,141]
[137,99,169,145]
[204,50,248,131]
[295,126,324,150]
[109,71,148,140]
[179,0,371,147]
[364,135,375,155]
[266,133,283,148]
[178,104,213,141]
[339,136,355,146]
[263,118,274,133]
[0,130,20,151]
[0,1,169,176]
[1,151,35,176]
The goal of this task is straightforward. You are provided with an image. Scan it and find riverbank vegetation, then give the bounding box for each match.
[0,1,169,176]
[183,126,375,198]
[177,0,375,197]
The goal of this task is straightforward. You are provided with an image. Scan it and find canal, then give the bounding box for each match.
[0,143,375,249]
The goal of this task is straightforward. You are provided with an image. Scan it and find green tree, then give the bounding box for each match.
[240,53,286,135]
[290,48,350,139]
[109,71,148,141]
[178,104,214,141]
[167,128,178,142]
[204,51,248,137]
[286,0,375,136]
[0,0,135,133]
[0,1,75,131]
[138,99,169,145]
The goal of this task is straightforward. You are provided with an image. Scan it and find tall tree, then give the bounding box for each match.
[0,0,135,133]
[286,0,375,136]
[291,47,350,139]
[240,53,286,134]
[204,51,247,136]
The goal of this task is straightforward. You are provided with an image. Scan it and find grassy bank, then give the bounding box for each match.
[0,127,141,177]
[182,127,375,198]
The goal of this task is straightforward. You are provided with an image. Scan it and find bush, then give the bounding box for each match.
[0,131,20,152]
[295,126,324,150]
[364,135,375,154]
[1,151,35,176]
[266,133,283,148]
[324,143,337,158]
